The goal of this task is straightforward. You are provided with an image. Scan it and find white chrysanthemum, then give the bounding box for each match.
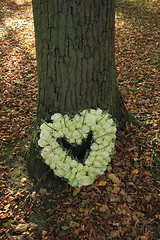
[38,139,47,147]
[76,172,83,180]
[66,120,72,128]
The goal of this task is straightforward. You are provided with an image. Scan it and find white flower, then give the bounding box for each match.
[76,138,83,145]
[57,130,63,138]
[52,121,62,130]
[62,127,69,135]
[40,123,53,132]
[54,168,64,177]
[70,160,78,168]
[85,158,94,166]
[68,124,76,132]
[75,122,82,129]
[91,143,99,151]
[82,125,90,133]
[41,146,52,159]
[39,108,116,188]
[95,108,103,115]
[70,179,79,187]
[54,148,64,156]
[51,113,62,121]
[72,130,81,140]
[93,161,102,167]
[53,155,60,163]
[50,162,56,169]
[63,164,71,172]
[50,139,59,149]
[47,152,55,160]
[40,130,52,142]
[85,114,96,126]
[95,168,105,175]
[79,176,93,187]
[76,163,84,171]
[45,158,52,165]
[38,139,47,147]
[74,114,80,122]
[80,109,88,116]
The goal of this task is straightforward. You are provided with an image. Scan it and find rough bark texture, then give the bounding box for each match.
[33,0,129,126]
[27,0,131,177]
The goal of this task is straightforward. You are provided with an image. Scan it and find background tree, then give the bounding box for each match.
[28,0,133,176]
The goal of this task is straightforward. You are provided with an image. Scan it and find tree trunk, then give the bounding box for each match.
[27,0,132,177]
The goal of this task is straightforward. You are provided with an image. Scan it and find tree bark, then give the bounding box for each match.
[27,0,132,177]
[33,0,130,126]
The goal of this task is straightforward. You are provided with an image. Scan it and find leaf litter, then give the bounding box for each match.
[0,0,160,239]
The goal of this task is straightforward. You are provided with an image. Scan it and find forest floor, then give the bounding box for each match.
[0,0,160,239]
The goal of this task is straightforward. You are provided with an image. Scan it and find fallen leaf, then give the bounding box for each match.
[108,173,116,182]
[73,187,81,196]
[131,169,139,175]
[97,181,107,186]
[15,223,29,232]
[21,177,27,183]
[99,204,109,212]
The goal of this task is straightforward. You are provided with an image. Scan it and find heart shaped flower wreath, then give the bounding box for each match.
[38,108,116,187]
